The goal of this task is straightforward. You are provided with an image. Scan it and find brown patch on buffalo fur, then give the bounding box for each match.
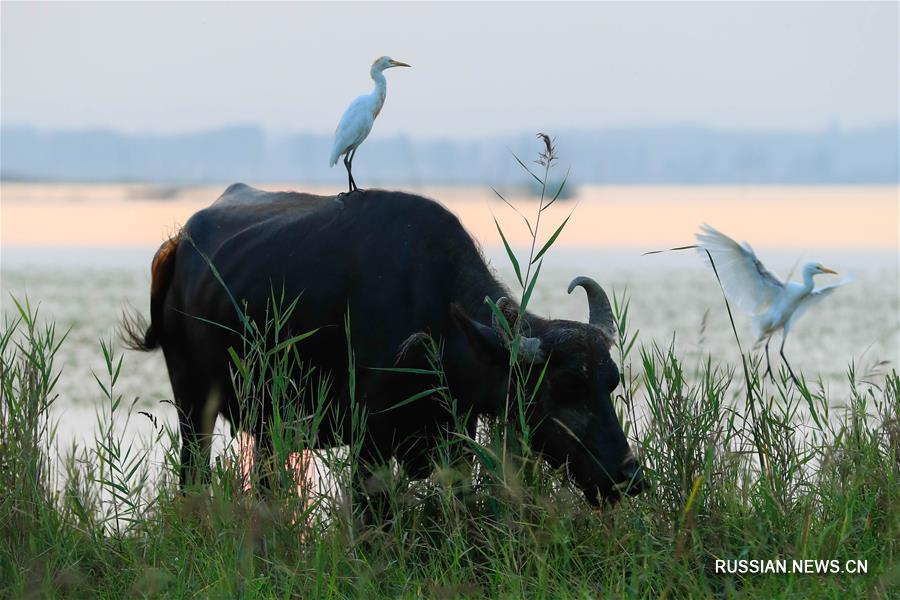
[150,231,181,298]
[121,229,183,351]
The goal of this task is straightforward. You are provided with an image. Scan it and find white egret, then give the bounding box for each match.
[329,56,411,193]
[695,224,849,382]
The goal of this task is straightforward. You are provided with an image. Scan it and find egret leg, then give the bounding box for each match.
[763,338,774,383]
[343,153,355,193]
[347,148,358,192]
[779,335,800,387]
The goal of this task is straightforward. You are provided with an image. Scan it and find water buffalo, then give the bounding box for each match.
[125,183,645,508]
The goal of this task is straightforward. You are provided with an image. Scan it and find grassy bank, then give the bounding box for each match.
[1,292,897,598]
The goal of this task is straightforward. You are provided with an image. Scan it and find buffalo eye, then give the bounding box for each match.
[605,362,621,392]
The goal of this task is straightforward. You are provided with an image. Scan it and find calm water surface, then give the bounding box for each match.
[2,184,897,464]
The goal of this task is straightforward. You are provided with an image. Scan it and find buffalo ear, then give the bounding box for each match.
[496,297,520,327]
[450,304,507,365]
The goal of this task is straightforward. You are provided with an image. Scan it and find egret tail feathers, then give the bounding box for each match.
[751,318,768,347]
[329,147,342,167]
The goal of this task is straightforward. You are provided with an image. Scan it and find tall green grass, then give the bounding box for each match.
[1,139,898,597]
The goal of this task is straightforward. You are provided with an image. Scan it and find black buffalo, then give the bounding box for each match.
[125,184,645,506]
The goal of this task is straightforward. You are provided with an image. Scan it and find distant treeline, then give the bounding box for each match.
[1,123,897,185]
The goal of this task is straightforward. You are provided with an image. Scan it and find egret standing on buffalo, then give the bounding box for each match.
[695,224,849,382]
[329,56,411,193]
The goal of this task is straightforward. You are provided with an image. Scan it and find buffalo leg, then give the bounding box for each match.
[165,347,216,489]
[352,445,394,528]
[179,405,214,489]
[433,417,477,509]
[452,417,478,505]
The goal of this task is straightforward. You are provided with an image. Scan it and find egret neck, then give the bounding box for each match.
[801,263,818,292]
[370,65,388,118]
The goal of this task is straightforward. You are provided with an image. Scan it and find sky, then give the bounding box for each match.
[1,1,898,138]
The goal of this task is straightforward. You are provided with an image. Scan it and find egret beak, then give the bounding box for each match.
[389,60,411,68]
[820,267,838,275]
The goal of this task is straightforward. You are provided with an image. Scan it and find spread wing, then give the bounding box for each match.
[695,224,784,316]
[786,277,853,331]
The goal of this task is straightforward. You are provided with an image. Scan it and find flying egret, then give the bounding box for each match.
[329,56,411,193]
[695,224,849,382]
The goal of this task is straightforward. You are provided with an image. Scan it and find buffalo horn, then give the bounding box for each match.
[567,276,616,340]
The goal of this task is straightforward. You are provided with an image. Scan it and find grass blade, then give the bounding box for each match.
[494,216,523,287]
[531,212,572,264]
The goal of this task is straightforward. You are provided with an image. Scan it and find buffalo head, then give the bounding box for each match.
[455,276,647,505]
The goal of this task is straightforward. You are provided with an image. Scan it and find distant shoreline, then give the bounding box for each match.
[3,122,897,185]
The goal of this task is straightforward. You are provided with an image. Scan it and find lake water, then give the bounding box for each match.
[1,183,898,463]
